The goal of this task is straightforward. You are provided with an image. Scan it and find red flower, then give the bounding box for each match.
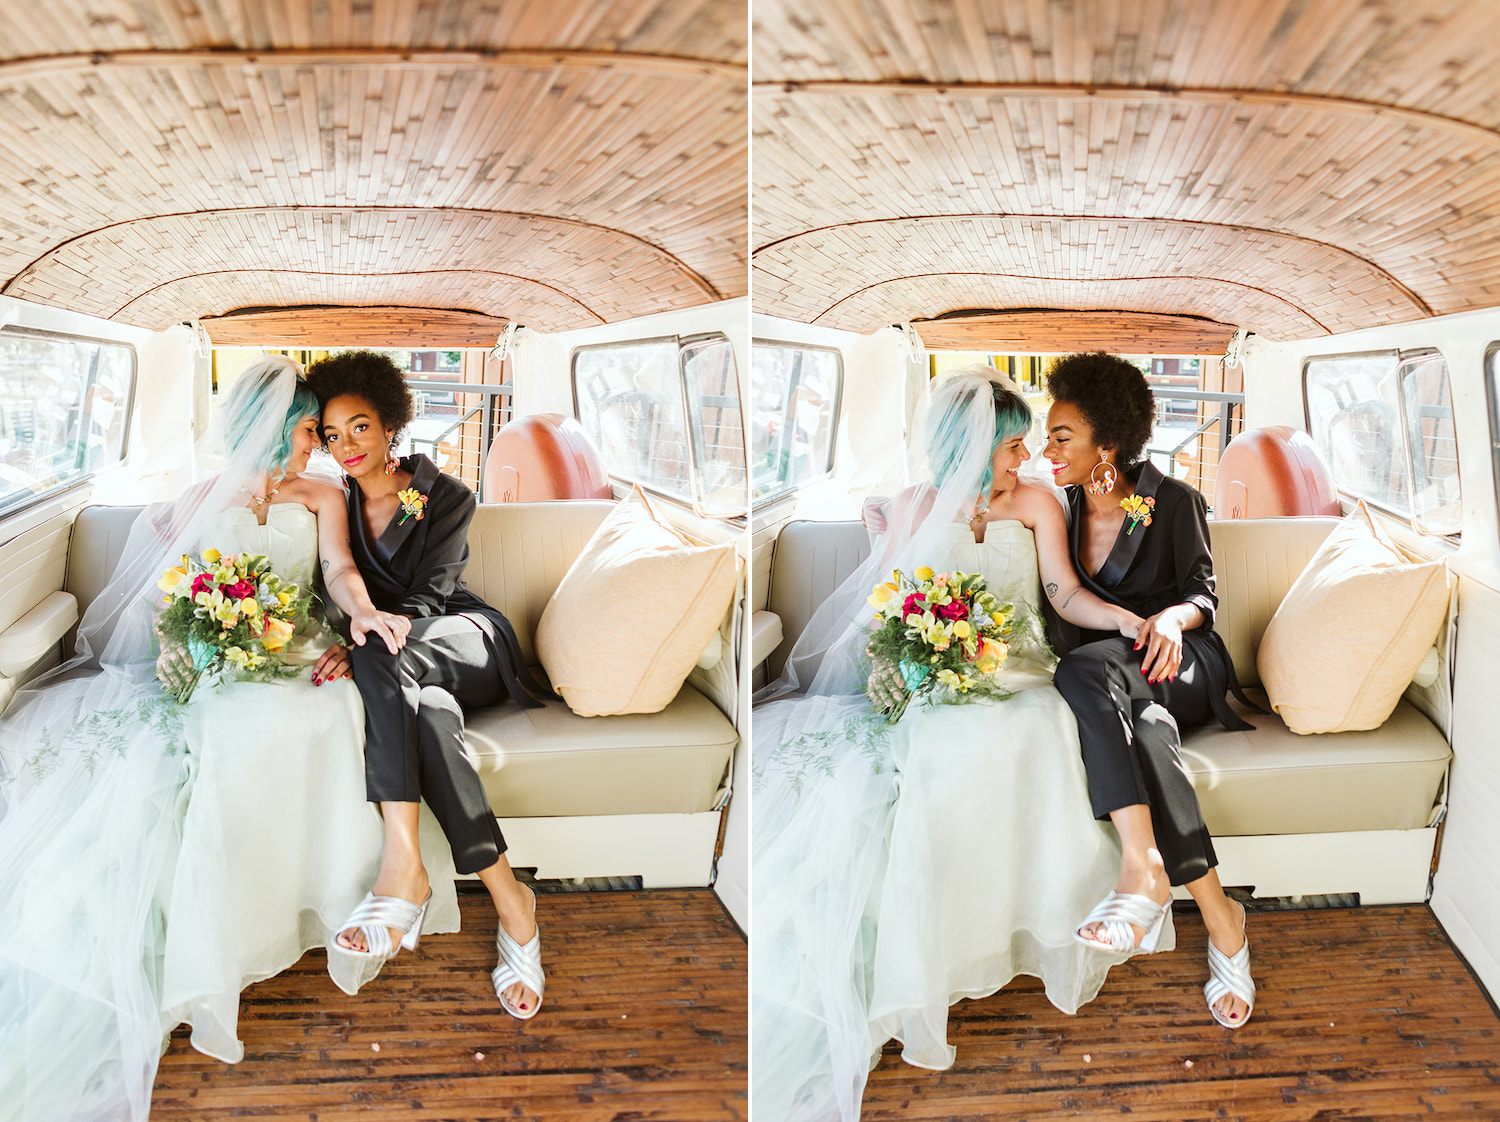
[936,600,968,622]
[902,593,927,618]
[190,573,216,598]
[223,579,256,601]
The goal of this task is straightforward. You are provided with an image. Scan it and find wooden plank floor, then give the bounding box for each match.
[862,904,1500,1121]
[151,889,746,1122]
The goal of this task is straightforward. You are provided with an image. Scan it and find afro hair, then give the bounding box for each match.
[1045,352,1156,466]
[304,350,415,450]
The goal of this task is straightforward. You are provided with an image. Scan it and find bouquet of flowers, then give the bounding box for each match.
[864,566,1016,722]
[154,549,313,703]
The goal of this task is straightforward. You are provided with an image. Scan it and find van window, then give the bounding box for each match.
[1304,349,1462,535]
[0,329,135,517]
[750,342,841,505]
[573,334,746,516]
[1305,350,1408,515]
[1396,352,1461,536]
[680,335,748,516]
[214,347,510,497]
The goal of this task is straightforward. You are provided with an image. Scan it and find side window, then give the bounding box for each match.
[1304,348,1462,535]
[1305,351,1405,514]
[572,334,746,517]
[1397,352,1461,535]
[680,335,748,516]
[0,329,136,517]
[749,341,842,506]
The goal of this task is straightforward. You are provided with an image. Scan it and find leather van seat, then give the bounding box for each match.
[766,515,1451,839]
[63,501,737,821]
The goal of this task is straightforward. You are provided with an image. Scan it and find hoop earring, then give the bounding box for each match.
[1087,454,1117,496]
[384,451,399,476]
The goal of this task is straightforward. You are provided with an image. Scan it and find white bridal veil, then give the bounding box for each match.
[751,366,1022,1122]
[0,356,305,1122]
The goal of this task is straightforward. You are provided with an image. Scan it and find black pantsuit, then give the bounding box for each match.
[1050,462,1253,886]
[346,454,548,875]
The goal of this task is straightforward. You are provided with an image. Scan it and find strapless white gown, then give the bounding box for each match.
[160,503,459,1062]
[753,522,1161,1122]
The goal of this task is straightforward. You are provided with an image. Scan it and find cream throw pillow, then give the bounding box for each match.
[1258,503,1450,734]
[535,488,738,717]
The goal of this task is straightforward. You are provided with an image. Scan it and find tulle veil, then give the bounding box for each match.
[751,365,1023,1122]
[0,356,306,1122]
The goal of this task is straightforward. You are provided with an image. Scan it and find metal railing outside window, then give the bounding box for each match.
[1144,387,1246,509]
[399,378,514,500]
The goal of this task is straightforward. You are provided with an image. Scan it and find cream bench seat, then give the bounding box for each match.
[62,500,738,887]
[764,515,1451,904]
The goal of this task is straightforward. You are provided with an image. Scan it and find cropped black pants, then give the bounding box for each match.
[351,612,508,875]
[1053,636,1218,886]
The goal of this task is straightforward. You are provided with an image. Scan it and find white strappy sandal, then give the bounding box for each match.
[1205,900,1255,1028]
[491,884,544,1020]
[335,889,433,960]
[1076,890,1173,955]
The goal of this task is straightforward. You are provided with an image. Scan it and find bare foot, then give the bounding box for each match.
[337,863,431,954]
[1207,898,1251,1024]
[495,884,539,1013]
[1079,850,1172,950]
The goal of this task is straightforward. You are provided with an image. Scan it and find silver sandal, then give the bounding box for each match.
[491,884,544,1020]
[1205,900,1255,1028]
[1076,890,1173,955]
[335,889,432,960]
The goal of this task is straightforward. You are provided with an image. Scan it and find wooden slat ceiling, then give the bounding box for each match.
[752,0,1500,346]
[0,0,747,339]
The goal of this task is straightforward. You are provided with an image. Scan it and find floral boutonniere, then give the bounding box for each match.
[1120,494,1155,535]
[396,487,428,525]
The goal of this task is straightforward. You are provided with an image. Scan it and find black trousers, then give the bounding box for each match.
[351,612,508,875]
[1053,636,1218,886]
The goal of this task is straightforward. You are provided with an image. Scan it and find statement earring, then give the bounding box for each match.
[384,451,399,476]
[1087,453,1117,496]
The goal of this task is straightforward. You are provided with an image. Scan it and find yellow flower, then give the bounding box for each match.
[239,597,261,617]
[202,548,221,564]
[223,646,251,669]
[157,565,187,593]
[277,590,294,608]
[867,581,897,608]
[952,619,971,639]
[915,565,934,582]
[261,617,295,653]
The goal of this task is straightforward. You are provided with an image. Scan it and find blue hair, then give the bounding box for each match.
[223,360,319,476]
[930,379,1034,495]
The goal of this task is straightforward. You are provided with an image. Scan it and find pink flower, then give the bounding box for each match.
[190,573,217,597]
[223,579,256,601]
[902,593,927,618]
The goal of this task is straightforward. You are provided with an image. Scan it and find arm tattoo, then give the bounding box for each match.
[1059,588,1082,610]
[1045,582,1059,598]
[321,558,330,573]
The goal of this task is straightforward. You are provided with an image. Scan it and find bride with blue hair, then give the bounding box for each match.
[752,366,1155,1122]
[0,356,443,1119]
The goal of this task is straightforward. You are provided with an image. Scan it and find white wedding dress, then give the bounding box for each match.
[753,520,1165,1121]
[160,501,460,1062]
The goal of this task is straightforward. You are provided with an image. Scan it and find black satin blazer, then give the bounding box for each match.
[1052,460,1254,732]
[345,453,549,705]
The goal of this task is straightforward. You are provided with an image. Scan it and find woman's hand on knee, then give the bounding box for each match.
[351,610,410,654]
[1134,610,1183,684]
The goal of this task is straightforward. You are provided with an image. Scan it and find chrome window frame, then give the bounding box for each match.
[570,333,748,521]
